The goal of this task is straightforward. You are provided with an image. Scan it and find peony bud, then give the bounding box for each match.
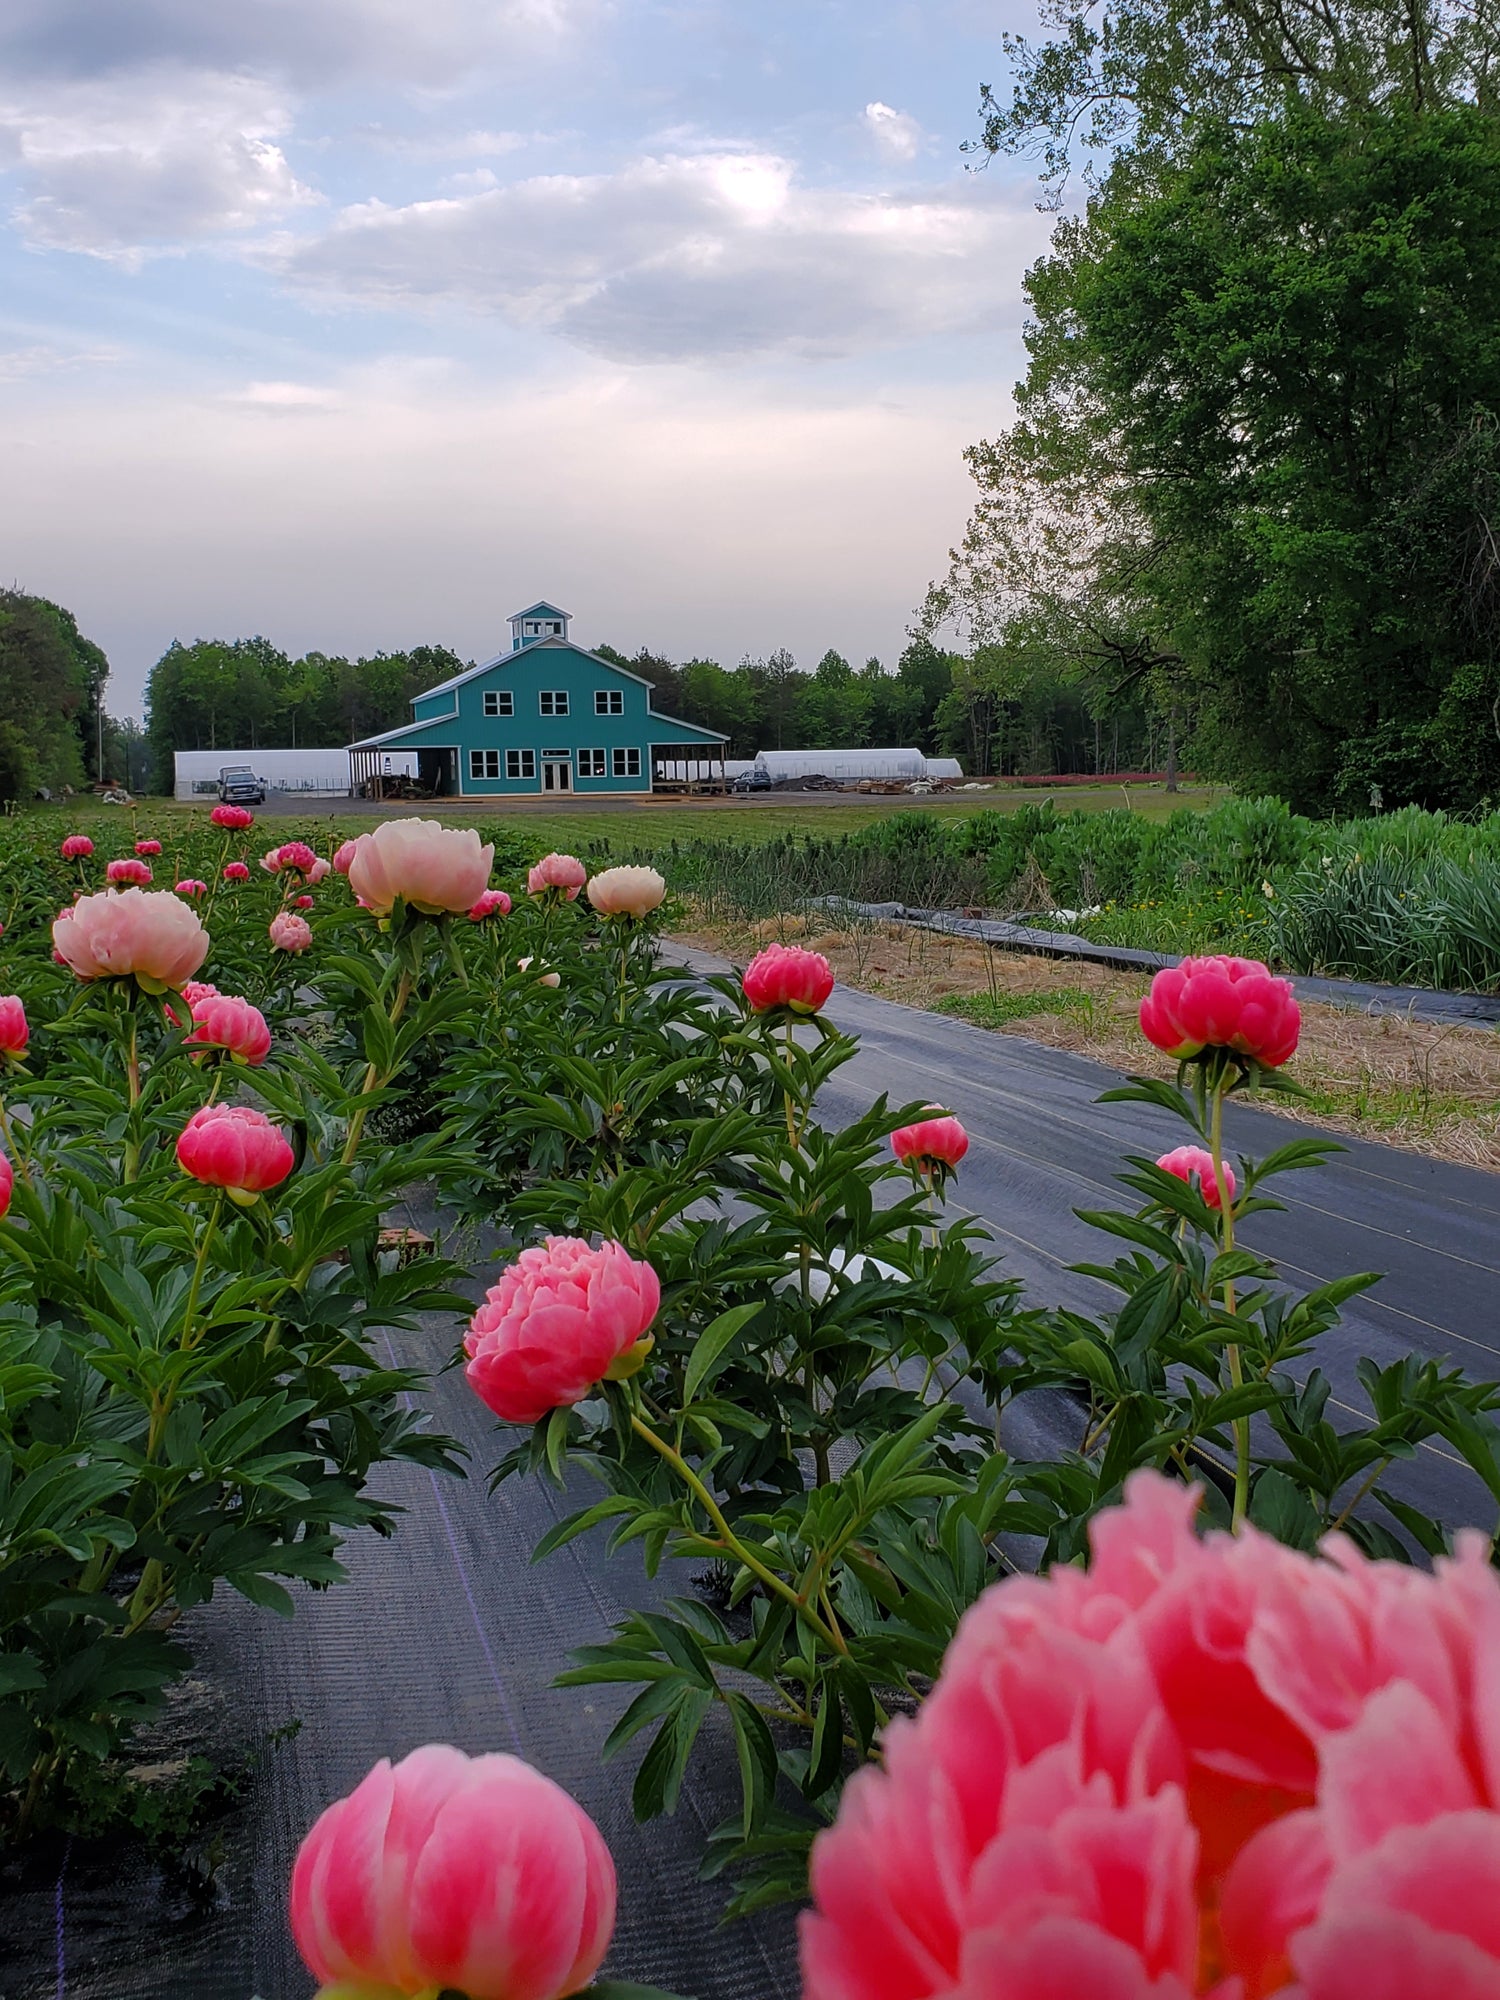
[106,857,153,887]
[891,1111,968,1173]
[0,997,28,1059]
[331,839,358,876]
[468,888,512,921]
[176,1103,293,1203]
[742,942,835,1016]
[1156,1144,1236,1212]
[174,878,208,898]
[186,993,272,1067]
[210,803,255,830]
[465,1236,659,1425]
[269,911,312,954]
[223,861,251,882]
[134,839,162,857]
[526,852,587,900]
[60,834,94,860]
[290,1745,616,2000]
[586,864,667,919]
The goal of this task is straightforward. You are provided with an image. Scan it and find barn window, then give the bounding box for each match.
[539,690,569,716]
[469,749,500,780]
[612,747,641,778]
[506,749,536,780]
[483,690,513,717]
[595,689,623,715]
[578,749,606,777]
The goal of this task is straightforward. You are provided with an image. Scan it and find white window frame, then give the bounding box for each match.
[539,690,569,717]
[577,748,606,778]
[469,749,500,780]
[483,689,513,717]
[612,747,642,779]
[506,749,536,781]
[594,689,624,715]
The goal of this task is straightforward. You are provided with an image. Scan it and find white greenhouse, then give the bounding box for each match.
[172,748,416,802]
[753,747,927,785]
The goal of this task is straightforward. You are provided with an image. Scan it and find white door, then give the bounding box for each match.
[542,759,571,793]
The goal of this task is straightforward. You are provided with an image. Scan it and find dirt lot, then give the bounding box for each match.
[675,910,1500,1172]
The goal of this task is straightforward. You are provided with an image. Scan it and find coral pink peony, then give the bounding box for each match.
[465,1237,660,1426]
[294,894,314,909]
[469,888,512,920]
[331,838,358,875]
[1157,1144,1237,1212]
[1140,956,1301,1069]
[800,1470,1500,2000]
[586,864,667,919]
[210,803,254,830]
[0,998,28,1060]
[53,889,209,993]
[174,878,208,898]
[262,840,318,876]
[176,1103,293,1202]
[307,857,331,884]
[186,993,272,1066]
[0,1151,12,1218]
[517,955,560,988]
[290,1744,616,2000]
[223,861,250,882]
[891,1111,969,1172]
[60,834,93,860]
[269,911,312,953]
[347,819,495,918]
[743,942,835,1016]
[134,838,162,856]
[526,852,587,899]
[106,857,152,886]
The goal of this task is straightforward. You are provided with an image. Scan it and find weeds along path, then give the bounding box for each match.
[665,943,1500,1535]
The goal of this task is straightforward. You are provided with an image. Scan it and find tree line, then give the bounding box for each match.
[0,591,112,803]
[932,0,1500,815]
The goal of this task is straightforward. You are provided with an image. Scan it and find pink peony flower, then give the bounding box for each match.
[176,1103,294,1203]
[527,852,587,900]
[223,861,250,882]
[743,942,835,1016]
[332,838,358,875]
[465,1237,660,1426]
[174,878,208,898]
[210,803,255,830]
[469,888,512,921]
[307,857,331,884]
[186,993,272,1066]
[891,1111,968,1172]
[586,864,667,919]
[60,834,93,860]
[53,889,209,993]
[1140,956,1301,1069]
[106,857,153,886]
[0,1151,11,1217]
[1157,1144,1236,1212]
[0,998,29,1059]
[800,1471,1500,2000]
[517,955,560,988]
[290,1744,616,2000]
[134,838,162,856]
[347,819,495,918]
[269,911,312,954]
[294,894,314,909]
[183,980,219,1005]
[262,840,318,876]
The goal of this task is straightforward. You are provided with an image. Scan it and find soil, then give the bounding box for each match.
[675,911,1500,1173]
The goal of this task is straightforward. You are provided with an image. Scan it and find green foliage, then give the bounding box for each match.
[0,591,108,796]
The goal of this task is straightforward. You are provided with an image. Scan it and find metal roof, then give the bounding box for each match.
[509,600,571,622]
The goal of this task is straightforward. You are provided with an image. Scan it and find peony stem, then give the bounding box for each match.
[339,963,414,1169]
[628,1410,849,1655]
[1208,1078,1251,1532]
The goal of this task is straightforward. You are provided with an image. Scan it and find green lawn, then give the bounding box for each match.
[91,781,1222,857]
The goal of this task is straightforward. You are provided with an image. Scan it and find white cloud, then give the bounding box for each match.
[0,0,601,90]
[1,68,316,261]
[225,380,343,414]
[0,343,119,382]
[863,102,923,163]
[277,151,1048,362]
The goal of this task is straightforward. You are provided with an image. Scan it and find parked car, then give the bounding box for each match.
[217,764,266,804]
[731,768,774,793]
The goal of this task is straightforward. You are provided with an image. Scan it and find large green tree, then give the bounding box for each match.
[0,591,108,800]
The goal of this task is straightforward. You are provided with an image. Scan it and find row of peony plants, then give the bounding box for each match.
[1,808,1498,1996]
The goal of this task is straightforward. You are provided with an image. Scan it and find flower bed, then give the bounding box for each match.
[0,806,1497,1997]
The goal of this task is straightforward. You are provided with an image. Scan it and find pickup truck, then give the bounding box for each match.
[218,765,266,804]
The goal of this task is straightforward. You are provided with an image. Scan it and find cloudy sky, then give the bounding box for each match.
[0,0,1051,716]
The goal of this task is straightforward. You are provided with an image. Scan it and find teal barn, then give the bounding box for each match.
[347,602,727,798]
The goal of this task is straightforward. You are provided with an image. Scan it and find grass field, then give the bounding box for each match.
[70,782,1222,857]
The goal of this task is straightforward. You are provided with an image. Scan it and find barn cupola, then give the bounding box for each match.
[509,600,571,650]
